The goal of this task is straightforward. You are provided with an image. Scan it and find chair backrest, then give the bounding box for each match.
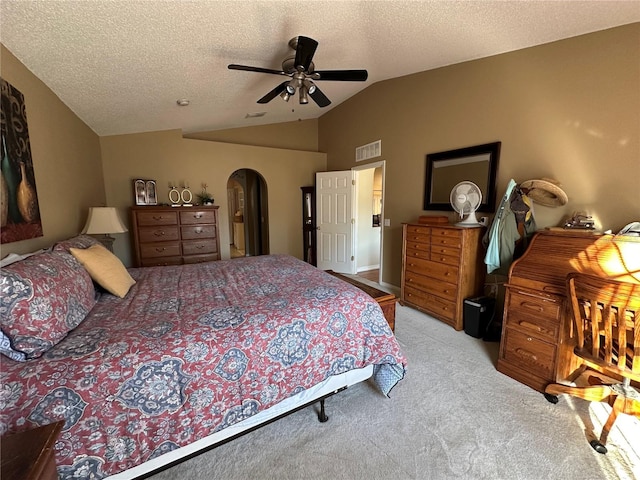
[566,273,640,383]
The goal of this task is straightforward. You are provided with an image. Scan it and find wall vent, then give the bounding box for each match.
[355,140,381,162]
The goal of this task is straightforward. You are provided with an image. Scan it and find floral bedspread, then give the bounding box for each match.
[0,255,405,479]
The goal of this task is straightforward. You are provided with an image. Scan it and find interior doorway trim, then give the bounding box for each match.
[352,160,385,284]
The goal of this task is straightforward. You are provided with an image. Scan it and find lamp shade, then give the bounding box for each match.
[82,207,128,235]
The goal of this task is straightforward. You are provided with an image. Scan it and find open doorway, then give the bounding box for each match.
[227,169,269,258]
[354,162,384,284]
[316,162,385,282]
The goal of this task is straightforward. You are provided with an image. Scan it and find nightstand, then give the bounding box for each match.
[1,421,64,480]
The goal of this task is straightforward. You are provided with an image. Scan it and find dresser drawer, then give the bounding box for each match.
[136,211,178,226]
[403,270,457,301]
[505,289,561,341]
[140,242,181,259]
[431,244,461,258]
[429,252,460,267]
[404,256,459,284]
[141,256,182,267]
[405,246,430,261]
[183,253,219,264]
[138,226,180,243]
[181,225,217,240]
[501,327,556,380]
[182,240,218,256]
[404,224,431,237]
[404,285,456,322]
[431,227,462,248]
[180,210,217,225]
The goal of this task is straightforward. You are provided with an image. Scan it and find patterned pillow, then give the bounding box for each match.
[0,330,27,361]
[52,234,101,253]
[0,251,97,360]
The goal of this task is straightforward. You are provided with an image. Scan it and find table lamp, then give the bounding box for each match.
[82,207,128,252]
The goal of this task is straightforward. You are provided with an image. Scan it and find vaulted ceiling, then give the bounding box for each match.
[1,1,638,136]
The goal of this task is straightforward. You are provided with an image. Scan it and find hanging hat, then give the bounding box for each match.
[520,178,568,207]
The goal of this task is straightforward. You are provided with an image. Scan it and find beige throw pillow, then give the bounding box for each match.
[70,244,136,298]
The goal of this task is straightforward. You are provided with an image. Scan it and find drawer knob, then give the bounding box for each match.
[154,231,165,237]
[196,245,204,249]
[155,247,166,252]
[152,215,163,220]
[195,228,203,234]
[194,213,203,219]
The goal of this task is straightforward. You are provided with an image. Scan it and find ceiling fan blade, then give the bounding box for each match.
[257,82,288,104]
[313,70,368,81]
[294,36,318,71]
[309,86,331,108]
[228,64,288,76]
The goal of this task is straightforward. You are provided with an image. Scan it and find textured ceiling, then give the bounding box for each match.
[1,1,638,136]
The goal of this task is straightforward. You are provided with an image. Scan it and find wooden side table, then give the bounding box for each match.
[325,270,396,331]
[1,421,64,480]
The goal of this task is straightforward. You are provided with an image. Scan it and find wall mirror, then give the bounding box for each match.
[423,142,500,212]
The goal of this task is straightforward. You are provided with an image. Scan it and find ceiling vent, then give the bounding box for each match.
[355,140,381,162]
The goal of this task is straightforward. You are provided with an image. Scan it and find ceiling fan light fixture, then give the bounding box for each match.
[280,91,291,102]
[299,86,309,104]
[303,79,316,95]
[286,82,296,95]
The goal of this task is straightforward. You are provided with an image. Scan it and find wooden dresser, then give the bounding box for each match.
[400,223,485,330]
[130,205,220,267]
[497,231,640,393]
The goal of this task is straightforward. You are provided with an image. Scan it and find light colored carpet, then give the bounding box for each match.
[150,304,640,480]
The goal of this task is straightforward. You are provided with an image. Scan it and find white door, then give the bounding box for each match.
[316,170,355,273]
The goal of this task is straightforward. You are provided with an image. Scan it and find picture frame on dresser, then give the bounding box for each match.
[423,142,500,212]
[133,179,158,205]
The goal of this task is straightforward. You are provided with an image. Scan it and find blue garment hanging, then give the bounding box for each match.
[484,179,517,274]
[484,179,537,274]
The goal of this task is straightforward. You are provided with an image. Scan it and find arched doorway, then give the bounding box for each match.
[227,169,269,257]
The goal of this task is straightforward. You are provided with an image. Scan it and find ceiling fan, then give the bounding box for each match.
[228,36,368,108]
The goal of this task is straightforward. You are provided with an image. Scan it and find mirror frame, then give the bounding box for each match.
[423,142,500,212]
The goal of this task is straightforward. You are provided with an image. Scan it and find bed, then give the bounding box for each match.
[0,236,406,479]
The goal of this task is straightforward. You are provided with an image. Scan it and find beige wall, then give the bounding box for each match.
[185,119,319,152]
[319,24,640,287]
[0,45,105,257]
[99,130,326,266]
[3,24,637,285]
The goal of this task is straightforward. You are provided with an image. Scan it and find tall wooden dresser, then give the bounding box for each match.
[497,231,640,393]
[400,223,485,330]
[130,205,220,267]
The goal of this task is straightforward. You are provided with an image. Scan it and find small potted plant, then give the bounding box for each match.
[197,183,214,205]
